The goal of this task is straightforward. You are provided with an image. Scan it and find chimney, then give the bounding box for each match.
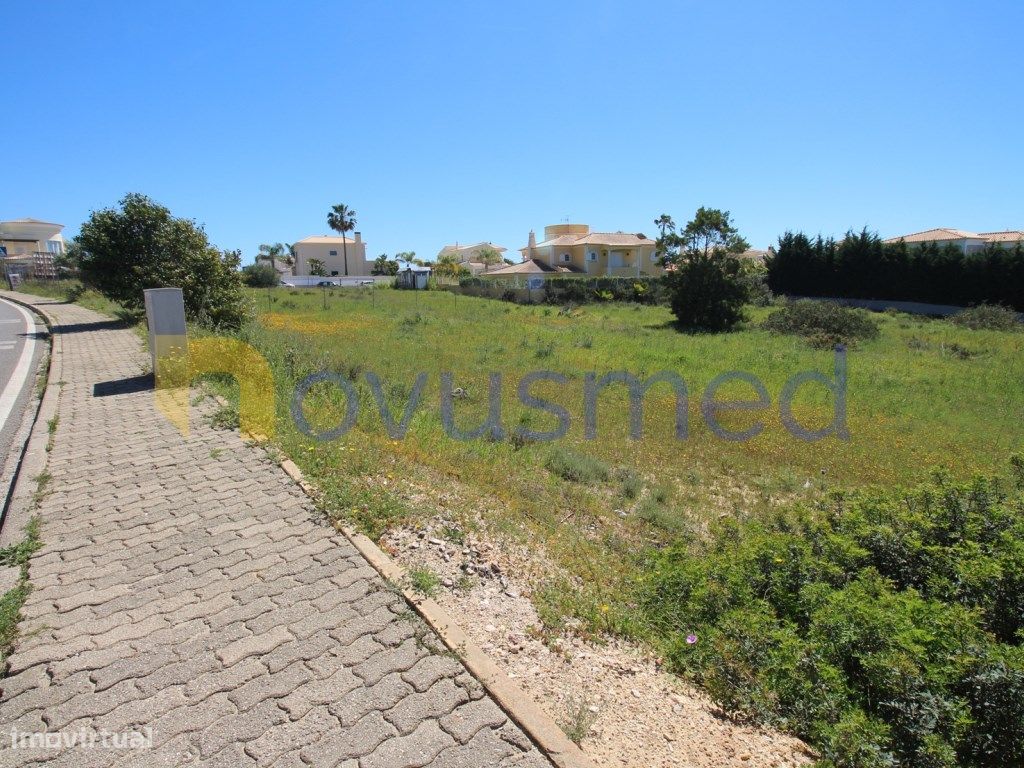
[527,230,536,262]
[354,231,362,245]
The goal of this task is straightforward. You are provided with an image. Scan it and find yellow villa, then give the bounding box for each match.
[485,223,661,277]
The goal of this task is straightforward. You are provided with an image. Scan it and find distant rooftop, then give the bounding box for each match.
[1,217,64,227]
[439,241,507,254]
[524,231,655,250]
[883,228,1024,244]
[293,235,362,245]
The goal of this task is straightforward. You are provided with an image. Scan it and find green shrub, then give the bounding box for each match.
[762,300,880,347]
[544,447,609,484]
[616,468,642,499]
[636,497,686,534]
[634,460,1024,766]
[661,207,752,332]
[950,304,1022,332]
[740,262,774,307]
[957,646,1024,765]
[457,276,668,305]
[544,276,666,305]
[242,263,281,287]
[666,251,749,332]
[75,193,247,328]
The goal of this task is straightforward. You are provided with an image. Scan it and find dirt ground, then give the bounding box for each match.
[381,518,815,768]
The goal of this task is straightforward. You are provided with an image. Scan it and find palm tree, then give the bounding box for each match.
[326,204,357,276]
[257,242,286,271]
[475,246,501,273]
[654,214,676,238]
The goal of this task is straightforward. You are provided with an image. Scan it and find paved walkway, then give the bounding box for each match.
[0,295,549,768]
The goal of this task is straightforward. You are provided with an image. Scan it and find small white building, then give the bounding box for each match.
[291,233,371,277]
[0,218,65,257]
[436,241,508,274]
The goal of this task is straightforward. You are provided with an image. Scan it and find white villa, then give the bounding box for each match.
[0,218,65,257]
[883,228,1024,253]
[291,233,371,277]
[0,218,65,280]
[436,241,508,274]
[485,223,661,278]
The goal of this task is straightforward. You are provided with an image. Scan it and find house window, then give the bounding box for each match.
[650,252,658,262]
[46,240,63,255]
[560,253,571,263]
[330,270,339,276]
[587,251,597,261]
[329,250,338,256]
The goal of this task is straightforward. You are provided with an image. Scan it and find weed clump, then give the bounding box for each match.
[406,566,441,597]
[560,696,598,744]
[762,300,880,348]
[950,303,1021,332]
[544,447,609,484]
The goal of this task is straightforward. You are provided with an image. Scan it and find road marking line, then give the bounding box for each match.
[0,300,37,430]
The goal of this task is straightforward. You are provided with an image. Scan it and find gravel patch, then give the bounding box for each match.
[381,519,814,768]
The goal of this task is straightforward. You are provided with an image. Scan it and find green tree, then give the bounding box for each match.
[241,263,280,287]
[654,214,676,238]
[475,246,502,273]
[326,203,357,276]
[75,193,245,327]
[308,258,327,277]
[433,254,469,280]
[662,207,750,332]
[55,239,82,276]
[256,242,286,271]
[371,254,399,276]
[654,214,676,259]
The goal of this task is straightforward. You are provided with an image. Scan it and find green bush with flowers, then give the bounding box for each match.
[634,459,1024,767]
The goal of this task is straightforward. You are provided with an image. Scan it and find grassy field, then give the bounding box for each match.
[191,286,1024,628]
[20,282,1024,602]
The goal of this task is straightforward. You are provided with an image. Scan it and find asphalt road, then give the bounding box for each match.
[0,297,46,486]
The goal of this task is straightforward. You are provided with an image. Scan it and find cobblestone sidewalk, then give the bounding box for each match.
[0,295,551,768]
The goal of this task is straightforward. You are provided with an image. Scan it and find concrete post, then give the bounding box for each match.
[143,288,187,387]
[144,288,189,435]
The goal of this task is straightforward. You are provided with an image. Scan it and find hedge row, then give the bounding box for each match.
[458,275,668,305]
[767,230,1024,310]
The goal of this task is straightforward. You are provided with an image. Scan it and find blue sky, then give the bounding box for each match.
[3,1,1022,263]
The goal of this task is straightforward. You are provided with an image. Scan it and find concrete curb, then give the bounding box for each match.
[278,459,598,768]
[0,293,64,545]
